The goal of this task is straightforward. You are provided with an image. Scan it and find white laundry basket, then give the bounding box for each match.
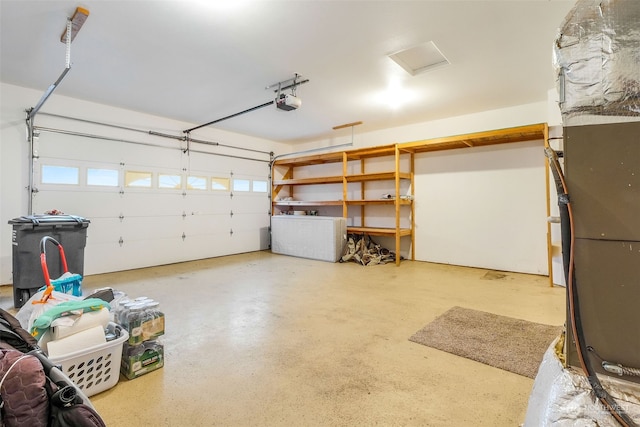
[48,323,128,397]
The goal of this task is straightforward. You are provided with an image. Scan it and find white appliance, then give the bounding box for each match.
[271,216,346,262]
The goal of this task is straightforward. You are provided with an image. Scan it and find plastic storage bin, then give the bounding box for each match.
[8,215,89,308]
[48,323,128,397]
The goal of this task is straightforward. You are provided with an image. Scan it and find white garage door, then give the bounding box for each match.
[31,118,271,276]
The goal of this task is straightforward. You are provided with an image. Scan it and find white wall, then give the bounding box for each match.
[414,141,547,274]
[1,82,291,285]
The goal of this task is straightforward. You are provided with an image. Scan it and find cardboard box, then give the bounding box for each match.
[121,342,164,379]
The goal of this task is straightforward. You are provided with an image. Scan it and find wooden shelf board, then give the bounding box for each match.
[273,200,343,206]
[344,144,398,159]
[399,123,547,154]
[273,199,411,206]
[274,144,403,167]
[273,176,343,185]
[347,227,412,237]
[345,172,411,182]
[345,199,411,205]
[274,151,343,167]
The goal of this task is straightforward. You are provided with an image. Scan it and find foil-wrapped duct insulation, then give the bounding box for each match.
[524,336,640,426]
[553,0,640,124]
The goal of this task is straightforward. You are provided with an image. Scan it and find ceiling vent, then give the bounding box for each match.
[389,41,450,76]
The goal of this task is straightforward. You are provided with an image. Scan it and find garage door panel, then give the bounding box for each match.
[186,193,232,215]
[121,192,186,217]
[84,242,128,275]
[231,195,269,214]
[70,192,124,218]
[231,213,270,231]
[32,119,271,276]
[179,232,236,260]
[33,190,130,220]
[181,215,231,236]
[85,217,122,245]
[226,229,269,253]
[118,216,183,242]
[33,189,96,218]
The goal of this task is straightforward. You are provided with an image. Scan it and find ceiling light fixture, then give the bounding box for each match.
[194,0,249,12]
[375,80,418,110]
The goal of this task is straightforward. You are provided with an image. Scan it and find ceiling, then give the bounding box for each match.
[0,0,575,144]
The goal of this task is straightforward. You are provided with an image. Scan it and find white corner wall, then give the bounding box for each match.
[414,141,547,274]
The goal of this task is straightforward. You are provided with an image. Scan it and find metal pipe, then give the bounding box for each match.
[29,69,71,121]
[26,113,35,214]
[35,126,166,148]
[29,20,73,120]
[151,131,273,156]
[268,79,310,93]
[33,126,269,163]
[187,136,271,155]
[39,111,150,134]
[184,101,274,133]
[149,130,186,141]
[36,112,272,155]
[186,136,217,146]
[27,20,75,214]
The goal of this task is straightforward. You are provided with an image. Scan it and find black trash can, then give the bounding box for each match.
[8,215,90,308]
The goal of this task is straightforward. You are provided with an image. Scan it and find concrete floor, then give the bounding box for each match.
[2,251,566,426]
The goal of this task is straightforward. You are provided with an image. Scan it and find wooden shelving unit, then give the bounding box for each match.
[342,144,414,265]
[272,144,413,265]
[271,123,549,269]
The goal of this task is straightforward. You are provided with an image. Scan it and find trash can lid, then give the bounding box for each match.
[8,214,90,226]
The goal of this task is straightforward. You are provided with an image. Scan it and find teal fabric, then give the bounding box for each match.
[30,298,111,339]
[38,272,83,297]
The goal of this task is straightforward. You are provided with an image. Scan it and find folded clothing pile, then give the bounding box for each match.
[340,234,396,266]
